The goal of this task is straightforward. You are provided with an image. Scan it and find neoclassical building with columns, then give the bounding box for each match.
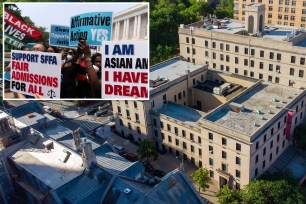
[112,3,148,41]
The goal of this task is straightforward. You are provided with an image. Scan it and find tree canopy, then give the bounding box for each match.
[215,185,241,204]
[191,167,210,193]
[137,140,158,162]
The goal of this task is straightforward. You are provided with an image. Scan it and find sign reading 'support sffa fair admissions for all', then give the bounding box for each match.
[10,51,61,99]
[69,12,112,46]
[102,41,149,100]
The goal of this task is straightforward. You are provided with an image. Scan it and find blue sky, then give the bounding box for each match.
[13,3,139,32]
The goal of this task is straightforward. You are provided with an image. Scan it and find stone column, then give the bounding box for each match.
[133,16,138,39]
[125,18,130,39]
[137,15,142,39]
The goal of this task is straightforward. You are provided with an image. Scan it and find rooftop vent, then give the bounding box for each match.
[124,188,132,194]
[253,123,259,127]
[256,109,263,114]
[268,110,274,114]
[229,102,244,113]
[274,105,280,109]
[150,77,169,88]
[43,140,54,150]
[272,98,279,102]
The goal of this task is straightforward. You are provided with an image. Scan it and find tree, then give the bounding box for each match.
[215,185,241,204]
[241,179,305,204]
[191,167,210,193]
[215,0,234,18]
[137,140,158,162]
[294,123,306,149]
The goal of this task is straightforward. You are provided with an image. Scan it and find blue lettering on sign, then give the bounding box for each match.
[69,12,113,46]
[112,44,134,55]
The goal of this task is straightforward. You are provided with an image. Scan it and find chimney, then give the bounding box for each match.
[72,128,82,151]
[82,142,97,170]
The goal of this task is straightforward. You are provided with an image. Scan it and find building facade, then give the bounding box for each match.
[179,4,306,89]
[234,0,306,28]
[112,58,306,188]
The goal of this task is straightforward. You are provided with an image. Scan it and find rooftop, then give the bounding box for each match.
[10,131,84,190]
[205,82,304,136]
[156,102,205,128]
[185,20,306,46]
[150,59,205,91]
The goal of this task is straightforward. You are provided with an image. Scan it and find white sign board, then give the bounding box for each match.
[101,40,149,100]
[10,50,61,99]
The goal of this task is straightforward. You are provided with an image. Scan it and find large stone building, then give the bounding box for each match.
[179,3,306,89]
[234,0,306,27]
[112,58,306,188]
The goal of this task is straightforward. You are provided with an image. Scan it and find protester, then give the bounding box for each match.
[47,46,59,53]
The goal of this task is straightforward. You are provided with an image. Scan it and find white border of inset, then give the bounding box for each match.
[2,2,150,101]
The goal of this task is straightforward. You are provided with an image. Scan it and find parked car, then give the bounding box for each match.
[110,125,116,132]
[153,170,167,178]
[142,162,154,172]
[43,106,52,113]
[113,145,125,155]
[86,107,98,115]
[123,152,138,162]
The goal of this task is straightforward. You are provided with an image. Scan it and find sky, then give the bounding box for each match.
[14,3,140,32]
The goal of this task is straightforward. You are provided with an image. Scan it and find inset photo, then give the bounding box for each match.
[3,2,149,100]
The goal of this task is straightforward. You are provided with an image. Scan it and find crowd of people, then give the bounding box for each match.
[5,39,102,99]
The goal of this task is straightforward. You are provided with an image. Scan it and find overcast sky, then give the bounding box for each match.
[11,3,140,32]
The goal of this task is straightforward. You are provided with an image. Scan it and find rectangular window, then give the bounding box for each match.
[199,148,202,156]
[277,53,281,61]
[290,68,294,76]
[187,47,190,53]
[291,56,296,63]
[198,136,202,144]
[256,141,259,150]
[299,70,304,78]
[190,133,194,141]
[168,135,172,143]
[244,70,248,76]
[255,155,258,163]
[235,68,239,74]
[209,158,214,166]
[236,170,241,178]
[222,151,227,159]
[167,124,171,131]
[205,40,208,47]
[174,127,178,135]
[191,145,194,152]
[259,73,263,79]
[236,143,241,151]
[163,94,167,104]
[244,59,248,66]
[126,110,130,118]
[300,58,305,65]
[251,49,255,56]
[182,130,186,137]
[269,64,273,71]
[221,163,227,172]
[251,60,254,67]
[160,121,164,129]
[192,38,195,44]
[135,113,140,122]
[259,62,264,69]
[186,37,189,43]
[212,42,216,48]
[220,43,224,50]
[192,48,196,55]
[263,147,266,156]
[235,46,239,53]
[236,157,241,165]
[260,50,264,57]
[235,57,239,64]
[209,145,213,154]
[270,52,274,59]
[175,139,179,146]
[222,138,227,145]
[268,76,272,82]
[183,142,187,149]
[244,48,248,55]
[209,132,213,140]
[270,140,273,148]
[226,44,230,51]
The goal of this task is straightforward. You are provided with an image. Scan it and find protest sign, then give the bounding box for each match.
[4,9,42,40]
[49,25,70,47]
[69,12,113,46]
[10,51,61,99]
[102,40,149,100]
[4,35,26,49]
[4,22,35,44]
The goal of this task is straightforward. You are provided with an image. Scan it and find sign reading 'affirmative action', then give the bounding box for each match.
[10,51,61,99]
[102,41,149,100]
[69,12,113,46]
